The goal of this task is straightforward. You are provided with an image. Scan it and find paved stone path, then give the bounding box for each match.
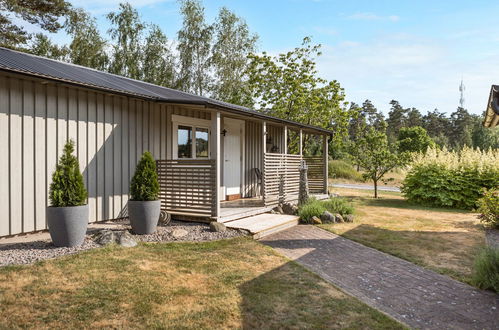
[260,225,499,330]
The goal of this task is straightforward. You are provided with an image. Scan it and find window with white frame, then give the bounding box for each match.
[172,115,211,159]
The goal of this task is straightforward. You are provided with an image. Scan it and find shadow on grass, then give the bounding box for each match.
[323,223,484,284]
[341,194,471,214]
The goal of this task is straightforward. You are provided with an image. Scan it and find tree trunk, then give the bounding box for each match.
[373,179,378,198]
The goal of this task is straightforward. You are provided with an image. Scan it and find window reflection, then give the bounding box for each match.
[177,125,192,158]
[196,128,209,158]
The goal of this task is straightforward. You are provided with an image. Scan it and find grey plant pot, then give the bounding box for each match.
[47,204,89,247]
[128,200,161,235]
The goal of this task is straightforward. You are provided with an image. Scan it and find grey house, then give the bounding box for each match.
[0,47,330,237]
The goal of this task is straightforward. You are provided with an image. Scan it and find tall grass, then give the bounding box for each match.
[328,160,363,181]
[472,247,499,292]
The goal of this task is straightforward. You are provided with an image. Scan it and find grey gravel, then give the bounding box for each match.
[0,220,248,267]
[0,238,99,267]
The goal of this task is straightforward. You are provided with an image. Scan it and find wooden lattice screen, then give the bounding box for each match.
[304,156,326,193]
[156,159,217,218]
[263,153,302,206]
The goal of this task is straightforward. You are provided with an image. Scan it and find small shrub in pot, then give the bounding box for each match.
[128,151,161,234]
[47,140,89,247]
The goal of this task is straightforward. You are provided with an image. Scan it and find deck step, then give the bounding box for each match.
[225,213,299,239]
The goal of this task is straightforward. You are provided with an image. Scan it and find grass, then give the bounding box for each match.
[320,187,486,285]
[0,238,403,329]
[328,159,363,181]
[471,247,499,292]
[331,167,406,187]
[298,197,354,223]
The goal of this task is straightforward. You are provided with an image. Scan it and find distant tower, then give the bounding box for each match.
[459,78,465,108]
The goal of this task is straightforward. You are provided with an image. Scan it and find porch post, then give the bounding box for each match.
[299,129,303,156]
[262,121,266,204]
[211,112,221,219]
[323,134,329,194]
[283,125,288,154]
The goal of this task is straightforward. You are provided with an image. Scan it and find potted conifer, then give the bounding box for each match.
[47,140,89,247]
[128,151,160,234]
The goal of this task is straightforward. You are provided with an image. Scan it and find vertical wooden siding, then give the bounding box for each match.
[0,73,169,237]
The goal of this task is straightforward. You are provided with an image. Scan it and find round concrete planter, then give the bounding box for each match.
[128,200,161,235]
[47,205,89,247]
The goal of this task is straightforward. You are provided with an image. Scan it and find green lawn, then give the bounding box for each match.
[322,188,486,285]
[0,238,403,329]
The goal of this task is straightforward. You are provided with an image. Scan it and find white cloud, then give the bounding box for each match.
[313,34,495,115]
[346,12,400,22]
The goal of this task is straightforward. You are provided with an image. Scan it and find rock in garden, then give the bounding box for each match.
[209,222,227,232]
[171,228,189,238]
[335,214,344,223]
[282,202,298,215]
[321,211,336,223]
[344,214,354,223]
[329,193,339,198]
[311,216,322,224]
[273,205,284,214]
[118,231,137,247]
[94,230,116,246]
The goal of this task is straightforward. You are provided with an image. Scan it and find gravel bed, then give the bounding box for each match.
[136,221,248,243]
[0,238,99,267]
[0,221,248,267]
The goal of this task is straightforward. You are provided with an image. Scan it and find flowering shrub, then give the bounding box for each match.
[401,147,499,209]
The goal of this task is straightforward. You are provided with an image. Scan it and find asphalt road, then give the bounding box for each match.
[330,183,401,192]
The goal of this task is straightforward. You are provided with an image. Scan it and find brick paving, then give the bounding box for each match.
[260,225,499,330]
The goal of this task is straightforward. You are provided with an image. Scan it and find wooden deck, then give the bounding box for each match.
[224,213,299,239]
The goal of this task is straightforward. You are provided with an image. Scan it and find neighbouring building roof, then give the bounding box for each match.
[0,47,332,134]
[484,85,499,128]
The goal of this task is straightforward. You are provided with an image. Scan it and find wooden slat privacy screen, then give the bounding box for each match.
[263,153,302,206]
[157,159,217,218]
[304,156,326,193]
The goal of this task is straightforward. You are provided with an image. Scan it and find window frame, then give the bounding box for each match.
[172,115,211,160]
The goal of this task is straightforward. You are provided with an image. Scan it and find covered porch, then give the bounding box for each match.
[156,107,330,223]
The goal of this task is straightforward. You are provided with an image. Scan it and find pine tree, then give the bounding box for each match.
[130,151,159,201]
[49,140,87,207]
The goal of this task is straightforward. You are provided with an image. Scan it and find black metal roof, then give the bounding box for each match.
[0,46,332,134]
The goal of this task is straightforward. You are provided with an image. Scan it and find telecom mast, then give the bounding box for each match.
[459,78,465,108]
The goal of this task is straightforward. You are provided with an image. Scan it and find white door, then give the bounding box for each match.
[223,118,243,198]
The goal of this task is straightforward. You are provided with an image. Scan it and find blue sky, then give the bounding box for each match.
[54,0,499,115]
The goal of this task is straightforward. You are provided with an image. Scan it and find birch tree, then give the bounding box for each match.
[177,0,212,95]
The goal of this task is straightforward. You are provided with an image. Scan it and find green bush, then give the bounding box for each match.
[49,140,88,207]
[472,247,499,293]
[130,151,159,201]
[477,189,499,228]
[298,198,326,223]
[328,160,363,181]
[402,147,499,209]
[323,197,354,216]
[298,197,354,223]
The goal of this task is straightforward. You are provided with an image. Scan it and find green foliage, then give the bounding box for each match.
[402,147,499,209]
[246,37,350,151]
[472,247,499,293]
[0,0,73,47]
[397,126,435,153]
[28,33,68,60]
[328,160,363,181]
[143,24,176,87]
[352,125,408,198]
[107,2,145,80]
[210,7,258,106]
[130,151,159,201]
[477,189,499,228]
[49,140,88,207]
[65,8,108,70]
[298,197,354,223]
[177,0,213,95]
[322,198,354,216]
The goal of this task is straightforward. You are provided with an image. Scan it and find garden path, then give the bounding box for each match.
[261,225,499,330]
